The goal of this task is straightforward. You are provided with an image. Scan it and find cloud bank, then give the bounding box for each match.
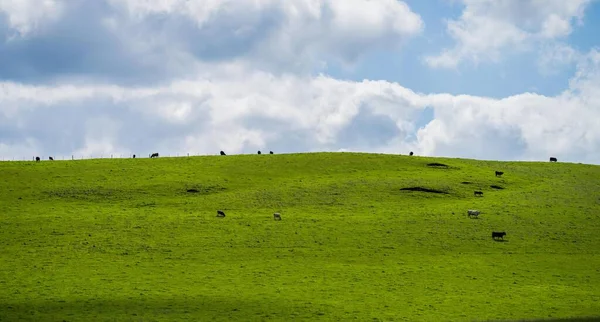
[0,0,598,164]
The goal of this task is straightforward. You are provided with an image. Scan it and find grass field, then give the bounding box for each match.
[1,152,599,321]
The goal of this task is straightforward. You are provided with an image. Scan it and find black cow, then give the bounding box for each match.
[258,151,261,155]
[495,171,504,177]
[270,151,273,154]
[150,153,159,158]
[35,156,40,162]
[492,231,506,240]
[474,191,483,197]
[549,157,557,162]
[409,151,414,156]
[220,151,226,156]
[216,210,226,218]
[133,154,136,158]
[49,156,54,161]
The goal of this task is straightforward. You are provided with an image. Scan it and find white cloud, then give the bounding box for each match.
[0,0,64,36]
[425,0,593,68]
[106,0,423,71]
[1,48,599,163]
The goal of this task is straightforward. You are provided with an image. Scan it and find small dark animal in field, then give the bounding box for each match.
[495,171,504,177]
[273,213,282,220]
[35,156,40,162]
[467,210,480,218]
[492,231,506,240]
[474,191,483,197]
[217,210,226,217]
[409,151,414,156]
[133,154,136,158]
[258,151,261,155]
[49,156,54,161]
[270,151,273,154]
[220,151,226,156]
[549,157,557,162]
[150,153,159,158]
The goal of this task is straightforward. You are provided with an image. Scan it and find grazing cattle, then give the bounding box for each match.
[270,151,273,154]
[409,151,414,156]
[474,191,483,197]
[150,153,159,158]
[273,212,282,221]
[495,171,504,177]
[467,209,480,218]
[216,210,226,218]
[133,154,136,159]
[35,156,40,162]
[49,156,54,161]
[492,231,506,240]
[549,157,558,162]
[258,151,261,155]
[220,151,226,156]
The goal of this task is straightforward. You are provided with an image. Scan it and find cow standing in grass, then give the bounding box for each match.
[409,151,414,156]
[35,156,40,162]
[258,151,261,155]
[220,151,226,156]
[474,191,483,197]
[270,151,273,154]
[550,157,558,162]
[273,213,282,220]
[467,210,480,218]
[49,156,54,161]
[217,210,226,218]
[492,232,506,240]
[150,153,159,158]
[495,171,504,177]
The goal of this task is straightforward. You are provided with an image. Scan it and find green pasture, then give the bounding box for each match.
[0,152,599,321]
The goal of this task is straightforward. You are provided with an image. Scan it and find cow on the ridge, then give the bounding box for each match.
[550,157,558,162]
[150,153,159,158]
[220,151,226,156]
[35,156,40,162]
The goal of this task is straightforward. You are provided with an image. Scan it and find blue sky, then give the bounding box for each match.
[0,0,599,164]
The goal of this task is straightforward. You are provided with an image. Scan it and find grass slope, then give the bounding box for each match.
[1,152,599,322]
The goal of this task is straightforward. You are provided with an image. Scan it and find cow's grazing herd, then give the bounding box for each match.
[216,210,282,221]
[466,169,516,241]
[29,152,562,241]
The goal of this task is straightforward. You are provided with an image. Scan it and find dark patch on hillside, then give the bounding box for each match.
[184,185,226,195]
[461,181,472,184]
[400,187,448,194]
[45,187,129,201]
[490,185,504,190]
[427,162,449,168]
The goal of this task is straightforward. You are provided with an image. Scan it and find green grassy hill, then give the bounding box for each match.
[1,152,599,321]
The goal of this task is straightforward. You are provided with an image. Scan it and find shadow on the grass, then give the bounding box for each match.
[0,296,307,321]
